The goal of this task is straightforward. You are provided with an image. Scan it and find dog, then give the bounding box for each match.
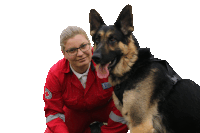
[90,5,200,133]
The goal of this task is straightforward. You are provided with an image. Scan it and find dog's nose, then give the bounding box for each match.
[92,52,102,64]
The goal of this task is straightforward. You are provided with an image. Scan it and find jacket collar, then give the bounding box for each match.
[70,63,90,79]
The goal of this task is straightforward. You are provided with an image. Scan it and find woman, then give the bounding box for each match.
[44,26,128,133]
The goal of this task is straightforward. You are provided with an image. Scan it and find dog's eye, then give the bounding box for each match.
[109,38,116,44]
[95,38,100,44]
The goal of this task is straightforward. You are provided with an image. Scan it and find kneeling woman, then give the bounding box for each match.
[43,26,128,133]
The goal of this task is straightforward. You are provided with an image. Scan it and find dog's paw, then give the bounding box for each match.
[149,128,155,133]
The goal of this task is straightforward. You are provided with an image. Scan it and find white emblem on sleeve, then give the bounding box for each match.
[45,88,52,99]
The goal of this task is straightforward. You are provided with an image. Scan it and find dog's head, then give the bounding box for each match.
[90,5,139,85]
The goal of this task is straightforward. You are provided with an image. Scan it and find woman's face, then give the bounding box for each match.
[64,34,92,73]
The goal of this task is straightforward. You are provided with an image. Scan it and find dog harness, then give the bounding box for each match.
[114,54,182,105]
[150,57,182,85]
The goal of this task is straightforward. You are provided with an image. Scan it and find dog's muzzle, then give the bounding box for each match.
[92,52,102,64]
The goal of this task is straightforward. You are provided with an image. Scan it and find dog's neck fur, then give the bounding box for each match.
[109,48,152,86]
[134,48,153,68]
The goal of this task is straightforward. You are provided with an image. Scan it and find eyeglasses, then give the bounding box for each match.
[66,43,90,56]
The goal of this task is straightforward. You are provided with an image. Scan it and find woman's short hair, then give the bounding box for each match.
[60,26,90,53]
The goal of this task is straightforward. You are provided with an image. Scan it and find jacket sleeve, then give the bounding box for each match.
[43,70,69,133]
[101,105,128,133]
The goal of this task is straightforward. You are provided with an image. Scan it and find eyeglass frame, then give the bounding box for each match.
[65,43,91,56]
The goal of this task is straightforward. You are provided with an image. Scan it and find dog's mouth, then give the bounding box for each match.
[96,58,117,79]
[108,58,117,70]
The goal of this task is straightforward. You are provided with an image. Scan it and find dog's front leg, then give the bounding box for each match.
[129,117,155,133]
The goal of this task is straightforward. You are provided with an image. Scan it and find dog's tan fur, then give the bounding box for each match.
[90,30,96,37]
[112,68,166,133]
[93,44,97,52]
[108,35,138,86]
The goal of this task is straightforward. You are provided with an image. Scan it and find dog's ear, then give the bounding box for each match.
[89,9,105,36]
[114,5,134,36]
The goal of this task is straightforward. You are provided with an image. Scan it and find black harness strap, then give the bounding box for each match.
[150,57,182,85]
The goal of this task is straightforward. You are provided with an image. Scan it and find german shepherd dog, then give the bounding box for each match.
[90,5,200,133]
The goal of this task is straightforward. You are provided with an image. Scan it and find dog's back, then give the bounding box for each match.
[160,79,200,132]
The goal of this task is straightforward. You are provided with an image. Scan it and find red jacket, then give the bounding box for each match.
[43,58,128,133]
